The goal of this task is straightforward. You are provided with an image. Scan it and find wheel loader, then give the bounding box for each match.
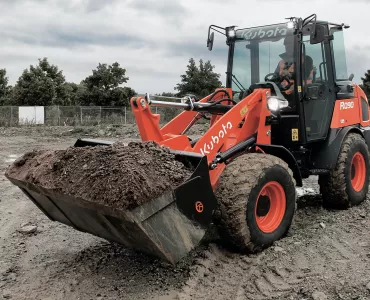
[6,14,370,265]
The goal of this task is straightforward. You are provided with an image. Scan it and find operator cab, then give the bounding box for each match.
[208,16,352,147]
[232,24,299,108]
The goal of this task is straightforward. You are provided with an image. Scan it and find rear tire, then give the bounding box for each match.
[215,154,296,252]
[319,133,370,209]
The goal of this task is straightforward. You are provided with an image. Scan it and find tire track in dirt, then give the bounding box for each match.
[2,134,370,300]
[1,136,195,300]
[178,180,370,300]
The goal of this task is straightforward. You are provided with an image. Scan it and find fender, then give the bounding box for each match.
[255,144,303,187]
[310,126,364,170]
[361,125,370,149]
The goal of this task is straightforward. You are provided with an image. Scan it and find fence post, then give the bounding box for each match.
[80,107,83,125]
[58,105,60,126]
[124,107,127,124]
[10,106,13,126]
[100,106,102,124]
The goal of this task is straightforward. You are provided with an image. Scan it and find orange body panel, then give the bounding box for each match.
[130,98,164,142]
[330,98,361,128]
[162,134,192,151]
[191,90,264,159]
[330,84,370,129]
[355,85,370,127]
[130,88,271,189]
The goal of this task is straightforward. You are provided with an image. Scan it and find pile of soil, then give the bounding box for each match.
[5,141,192,210]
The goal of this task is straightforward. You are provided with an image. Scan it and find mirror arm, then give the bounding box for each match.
[207,25,227,51]
[208,25,226,37]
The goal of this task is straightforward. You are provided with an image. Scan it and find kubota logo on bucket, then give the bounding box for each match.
[200,121,232,155]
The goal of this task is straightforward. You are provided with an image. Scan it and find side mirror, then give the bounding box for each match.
[310,24,326,44]
[349,74,354,81]
[207,32,214,51]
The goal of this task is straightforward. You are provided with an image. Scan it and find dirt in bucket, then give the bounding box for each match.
[5,141,193,210]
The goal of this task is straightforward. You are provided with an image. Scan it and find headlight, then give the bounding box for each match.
[267,97,289,111]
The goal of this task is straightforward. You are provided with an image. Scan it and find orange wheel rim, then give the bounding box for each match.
[255,181,286,233]
[351,152,366,192]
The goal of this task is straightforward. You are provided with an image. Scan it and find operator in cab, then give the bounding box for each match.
[274,35,314,107]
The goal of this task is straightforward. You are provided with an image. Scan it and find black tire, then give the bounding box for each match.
[319,133,370,209]
[215,154,296,252]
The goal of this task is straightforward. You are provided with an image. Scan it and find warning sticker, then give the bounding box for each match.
[240,105,248,117]
[292,128,299,141]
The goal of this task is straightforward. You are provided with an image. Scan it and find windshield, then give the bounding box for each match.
[232,23,294,91]
[330,28,348,81]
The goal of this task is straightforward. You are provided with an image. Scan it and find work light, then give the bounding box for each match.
[227,28,236,38]
[267,97,289,111]
[226,26,236,39]
[287,21,294,29]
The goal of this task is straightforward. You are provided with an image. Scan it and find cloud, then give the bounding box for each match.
[127,0,187,27]
[0,28,146,49]
[128,0,185,16]
[0,0,120,13]
[84,0,119,13]
[0,0,369,94]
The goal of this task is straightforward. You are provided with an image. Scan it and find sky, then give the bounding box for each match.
[0,0,369,94]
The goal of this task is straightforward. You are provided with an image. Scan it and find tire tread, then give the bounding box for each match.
[319,133,369,209]
[216,154,295,252]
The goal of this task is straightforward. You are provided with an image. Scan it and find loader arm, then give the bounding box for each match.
[130,88,272,188]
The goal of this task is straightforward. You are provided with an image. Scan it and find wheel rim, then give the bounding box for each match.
[351,152,366,192]
[255,181,286,233]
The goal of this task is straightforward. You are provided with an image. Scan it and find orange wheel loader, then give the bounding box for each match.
[6,14,370,264]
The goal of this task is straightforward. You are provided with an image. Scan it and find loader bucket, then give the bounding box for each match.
[5,141,217,265]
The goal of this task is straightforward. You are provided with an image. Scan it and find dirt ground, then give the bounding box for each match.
[1,125,370,300]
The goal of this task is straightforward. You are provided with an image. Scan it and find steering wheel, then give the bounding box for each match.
[264,73,292,91]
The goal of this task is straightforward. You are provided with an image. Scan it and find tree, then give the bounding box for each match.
[113,87,137,106]
[0,69,12,105]
[11,58,70,106]
[63,82,88,106]
[361,70,370,99]
[160,92,176,97]
[154,92,176,101]
[79,62,135,106]
[175,58,222,98]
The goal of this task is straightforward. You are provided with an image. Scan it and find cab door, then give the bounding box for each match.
[301,25,337,142]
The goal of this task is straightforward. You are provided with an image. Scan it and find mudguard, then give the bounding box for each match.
[310,126,367,170]
[255,144,303,187]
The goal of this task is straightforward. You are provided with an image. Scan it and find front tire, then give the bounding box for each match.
[319,133,370,209]
[216,154,296,252]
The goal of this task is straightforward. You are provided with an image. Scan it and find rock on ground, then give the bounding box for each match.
[312,291,328,300]
[18,225,37,234]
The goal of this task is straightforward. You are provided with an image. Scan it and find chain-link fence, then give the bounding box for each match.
[0,106,185,127]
